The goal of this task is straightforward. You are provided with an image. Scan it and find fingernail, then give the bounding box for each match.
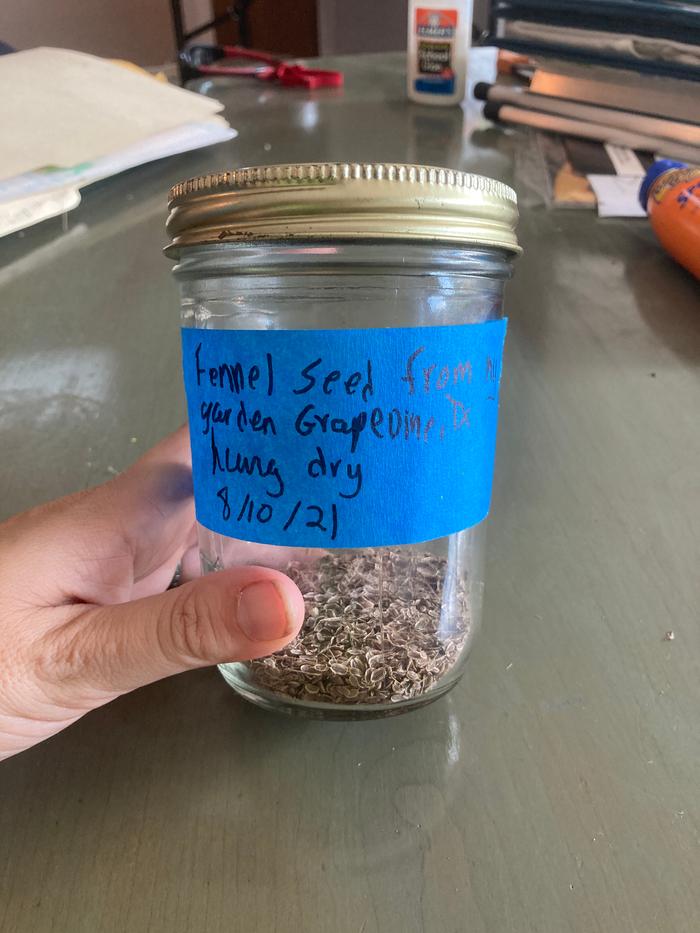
[238,581,291,642]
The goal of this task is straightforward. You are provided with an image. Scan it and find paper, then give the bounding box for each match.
[181,322,507,549]
[587,174,646,217]
[0,187,81,237]
[604,144,646,176]
[0,120,236,206]
[0,48,236,235]
[0,47,224,178]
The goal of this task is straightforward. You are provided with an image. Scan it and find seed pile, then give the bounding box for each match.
[247,549,470,705]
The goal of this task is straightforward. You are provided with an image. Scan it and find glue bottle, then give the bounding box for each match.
[407,0,472,106]
[639,159,700,280]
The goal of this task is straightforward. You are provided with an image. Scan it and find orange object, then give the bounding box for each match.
[640,161,700,280]
[496,49,531,75]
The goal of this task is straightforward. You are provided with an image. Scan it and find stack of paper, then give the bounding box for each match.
[0,47,237,237]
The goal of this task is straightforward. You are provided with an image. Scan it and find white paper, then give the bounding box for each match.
[604,144,646,176]
[467,46,499,87]
[0,188,81,237]
[587,174,647,218]
[0,120,236,206]
[465,47,499,125]
[0,119,237,237]
[0,47,225,178]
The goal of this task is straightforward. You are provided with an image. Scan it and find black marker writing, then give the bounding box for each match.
[294,404,368,454]
[401,346,425,396]
[401,346,474,395]
[295,403,439,451]
[422,415,436,442]
[200,399,276,436]
[307,446,363,499]
[237,493,273,524]
[266,352,274,395]
[210,428,284,498]
[217,486,231,520]
[436,366,450,390]
[235,400,276,435]
[445,394,470,430]
[293,358,374,401]
[194,343,274,396]
[388,409,401,439]
[293,358,321,395]
[185,321,505,547]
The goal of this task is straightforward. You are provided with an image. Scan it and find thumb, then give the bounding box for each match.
[53,567,305,699]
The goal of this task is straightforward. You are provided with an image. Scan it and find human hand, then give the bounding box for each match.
[0,427,305,760]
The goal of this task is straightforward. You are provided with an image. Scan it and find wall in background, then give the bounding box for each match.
[213,0,318,56]
[0,0,212,66]
[318,0,492,55]
[318,0,408,55]
[1,0,492,65]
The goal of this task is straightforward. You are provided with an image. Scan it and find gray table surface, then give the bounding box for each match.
[1,53,699,933]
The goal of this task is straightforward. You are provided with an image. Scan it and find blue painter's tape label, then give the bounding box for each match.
[181,321,507,548]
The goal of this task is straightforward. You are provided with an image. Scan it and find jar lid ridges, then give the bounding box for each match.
[165,161,520,256]
[168,162,517,205]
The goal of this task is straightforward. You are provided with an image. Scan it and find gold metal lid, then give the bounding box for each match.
[165,162,520,256]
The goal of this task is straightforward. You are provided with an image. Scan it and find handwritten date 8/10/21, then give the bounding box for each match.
[217,487,339,541]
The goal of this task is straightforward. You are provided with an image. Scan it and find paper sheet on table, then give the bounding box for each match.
[587,174,647,217]
[465,47,499,125]
[604,144,645,176]
[0,188,81,238]
[0,120,236,205]
[0,119,236,237]
[0,47,224,178]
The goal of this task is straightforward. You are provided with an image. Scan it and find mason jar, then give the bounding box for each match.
[165,162,519,719]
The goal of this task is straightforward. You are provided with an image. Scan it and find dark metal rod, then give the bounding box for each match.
[183,11,238,41]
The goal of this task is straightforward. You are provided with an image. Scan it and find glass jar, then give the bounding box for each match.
[166,163,519,719]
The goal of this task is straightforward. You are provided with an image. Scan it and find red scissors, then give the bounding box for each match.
[180,45,343,89]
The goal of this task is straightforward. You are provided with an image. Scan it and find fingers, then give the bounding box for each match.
[101,425,195,582]
[133,424,191,469]
[46,566,305,699]
[0,426,196,605]
[179,542,202,584]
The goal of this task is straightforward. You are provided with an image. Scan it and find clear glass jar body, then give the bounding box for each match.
[173,241,512,719]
